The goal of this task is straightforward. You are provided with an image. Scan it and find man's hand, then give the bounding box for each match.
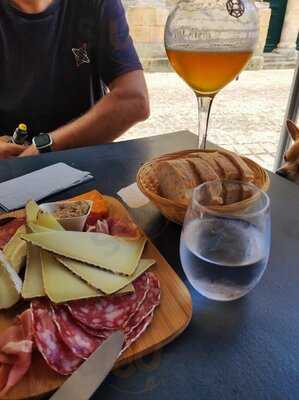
[0,142,26,159]
[19,145,39,158]
[0,135,12,143]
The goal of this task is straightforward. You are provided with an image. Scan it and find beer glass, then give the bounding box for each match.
[165,0,259,149]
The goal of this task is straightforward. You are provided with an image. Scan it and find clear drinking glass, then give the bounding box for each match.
[180,181,271,301]
[165,0,259,149]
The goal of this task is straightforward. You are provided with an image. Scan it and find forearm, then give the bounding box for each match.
[51,83,149,151]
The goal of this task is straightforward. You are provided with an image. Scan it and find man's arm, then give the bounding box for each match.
[20,70,149,156]
[52,70,149,150]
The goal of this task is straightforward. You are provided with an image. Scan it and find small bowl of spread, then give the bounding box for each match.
[39,200,92,231]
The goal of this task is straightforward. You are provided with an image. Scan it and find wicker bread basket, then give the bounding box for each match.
[137,149,270,225]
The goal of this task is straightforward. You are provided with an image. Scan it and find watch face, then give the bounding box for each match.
[35,134,51,148]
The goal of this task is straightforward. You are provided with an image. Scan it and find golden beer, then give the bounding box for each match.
[166,49,253,95]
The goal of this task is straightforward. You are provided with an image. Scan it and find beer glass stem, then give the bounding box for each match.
[196,95,213,149]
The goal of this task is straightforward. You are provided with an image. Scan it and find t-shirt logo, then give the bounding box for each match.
[72,43,90,67]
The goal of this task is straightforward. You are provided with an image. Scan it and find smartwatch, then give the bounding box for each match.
[33,133,53,153]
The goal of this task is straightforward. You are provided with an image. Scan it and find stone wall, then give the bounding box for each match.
[123,0,272,71]
[124,0,169,70]
[249,1,272,69]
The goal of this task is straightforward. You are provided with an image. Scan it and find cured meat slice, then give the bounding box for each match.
[68,273,149,330]
[52,306,103,360]
[85,216,140,239]
[122,312,154,354]
[86,219,109,234]
[85,212,107,229]
[106,218,140,239]
[124,272,160,336]
[75,273,160,351]
[0,218,26,250]
[95,220,110,235]
[31,299,81,375]
[77,322,112,339]
[0,309,34,397]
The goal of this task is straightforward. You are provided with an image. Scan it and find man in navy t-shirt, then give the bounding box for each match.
[0,0,149,158]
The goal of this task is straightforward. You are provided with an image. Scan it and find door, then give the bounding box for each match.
[265,0,288,52]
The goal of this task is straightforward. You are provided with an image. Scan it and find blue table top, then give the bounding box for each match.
[0,132,298,400]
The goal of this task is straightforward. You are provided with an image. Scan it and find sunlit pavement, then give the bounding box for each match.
[120,69,294,171]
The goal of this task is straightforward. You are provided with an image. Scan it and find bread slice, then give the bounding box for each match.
[224,182,242,204]
[155,150,255,207]
[197,153,238,203]
[212,151,254,203]
[220,150,254,182]
[198,180,224,206]
[156,159,200,205]
[186,158,219,182]
[186,158,223,205]
[209,153,240,180]
[187,152,224,178]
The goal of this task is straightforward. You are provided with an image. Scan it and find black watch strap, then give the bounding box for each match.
[33,133,53,153]
[40,145,52,154]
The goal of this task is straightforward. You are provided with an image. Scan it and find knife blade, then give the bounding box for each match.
[50,331,124,400]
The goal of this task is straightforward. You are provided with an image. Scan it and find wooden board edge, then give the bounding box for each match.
[115,307,192,369]
[110,194,193,366]
[0,193,193,400]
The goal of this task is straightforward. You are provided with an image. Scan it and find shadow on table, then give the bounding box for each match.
[193,296,249,344]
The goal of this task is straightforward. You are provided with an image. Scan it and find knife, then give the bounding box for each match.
[50,331,124,400]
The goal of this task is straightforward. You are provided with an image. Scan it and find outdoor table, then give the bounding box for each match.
[0,131,298,400]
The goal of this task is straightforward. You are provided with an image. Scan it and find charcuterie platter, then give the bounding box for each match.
[0,191,192,400]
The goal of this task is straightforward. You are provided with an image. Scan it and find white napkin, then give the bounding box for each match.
[0,163,93,211]
[117,182,150,208]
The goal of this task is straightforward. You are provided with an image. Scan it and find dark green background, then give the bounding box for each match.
[265,0,298,51]
[265,0,288,52]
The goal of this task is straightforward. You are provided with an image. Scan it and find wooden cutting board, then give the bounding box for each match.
[0,193,192,400]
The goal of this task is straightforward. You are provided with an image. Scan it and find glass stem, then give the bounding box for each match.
[196,95,214,150]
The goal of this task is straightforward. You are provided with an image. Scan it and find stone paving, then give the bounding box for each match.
[120,69,295,171]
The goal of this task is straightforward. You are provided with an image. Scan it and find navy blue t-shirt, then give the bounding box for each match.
[0,0,142,138]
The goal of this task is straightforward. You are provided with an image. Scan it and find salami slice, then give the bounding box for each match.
[124,272,160,336]
[31,299,82,375]
[0,218,25,249]
[68,274,149,330]
[122,312,154,354]
[77,322,112,339]
[73,273,160,353]
[52,305,103,360]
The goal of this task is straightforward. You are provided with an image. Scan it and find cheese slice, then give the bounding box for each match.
[26,200,40,224]
[22,243,45,299]
[57,256,155,294]
[3,225,27,273]
[27,223,53,233]
[26,199,64,231]
[41,250,102,303]
[0,262,21,309]
[21,232,147,276]
[37,211,64,231]
[0,251,22,309]
[41,251,133,304]
[0,251,23,293]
